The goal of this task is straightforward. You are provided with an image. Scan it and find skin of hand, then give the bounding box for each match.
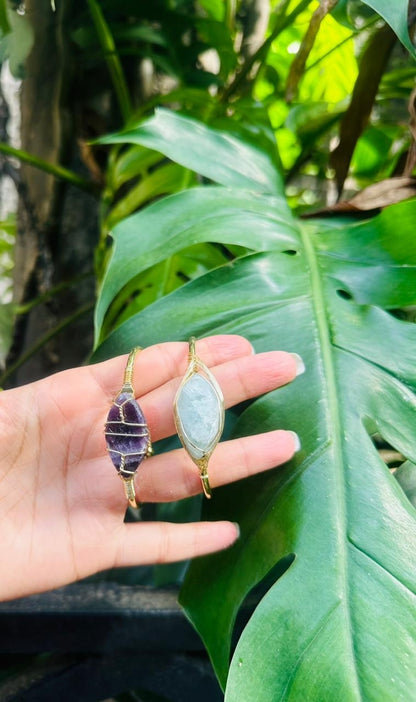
[0,335,301,602]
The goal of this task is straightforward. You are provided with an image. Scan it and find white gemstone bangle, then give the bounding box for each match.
[173,337,225,498]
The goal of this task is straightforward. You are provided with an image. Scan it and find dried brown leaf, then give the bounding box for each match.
[303,176,416,217]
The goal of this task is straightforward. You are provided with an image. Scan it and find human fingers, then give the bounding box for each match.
[89,335,254,400]
[113,520,239,568]
[134,429,299,502]
[137,350,301,442]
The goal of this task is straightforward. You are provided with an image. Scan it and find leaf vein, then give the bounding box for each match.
[347,538,416,598]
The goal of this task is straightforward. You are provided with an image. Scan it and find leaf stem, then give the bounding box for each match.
[15,272,94,314]
[87,0,132,124]
[225,0,236,30]
[304,16,378,73]
[220,0,312,103]
[0,142,97,194]
[285,0,339,102]
[0,303,94,386]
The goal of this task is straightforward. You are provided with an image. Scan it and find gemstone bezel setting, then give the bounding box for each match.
[173,337,224,498]
[104,348,152,508]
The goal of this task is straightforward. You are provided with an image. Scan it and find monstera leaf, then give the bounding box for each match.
[94,110,416,700]
[361,0,416,57]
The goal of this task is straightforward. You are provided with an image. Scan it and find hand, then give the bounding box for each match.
[0,335,301,601]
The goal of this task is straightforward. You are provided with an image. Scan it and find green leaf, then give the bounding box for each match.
[94,100,416,697]
[395,461,416,509]
[94,180,416,699]
[100,243,231,339]
[0,0,10,36]
[0,5,34,78]
[361,0,416,57]
[94,186,295,345]
[107,146,162,192]
[72,23,166,49]
[195,17,237,77]
[285,102,343,148]
[198,0,225,22]
[331,0,353,28]
[0,303,14,370]
[87,0,132,122]
[105,163,187,229]
[350,125,397,178]
[95,108,284,195]
[262,4,358,106]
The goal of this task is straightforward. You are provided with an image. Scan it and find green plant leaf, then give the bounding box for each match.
[361,0,416,57]
[87,0,132,121]
[95,108,284,195]
[94,177,416,698]
[198,0,225,22]
[195,17,237,77]
[107,145,162,192]
[0,4,34,78]
[0,303,14,370]
[94,103,416,698]
[395,461,416,509]
[0,0,10,36]
[105,163,187,229]
[100,242,231,340]
[94,186,295,345]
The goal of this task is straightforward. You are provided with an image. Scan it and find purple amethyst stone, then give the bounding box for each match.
[105,392,150,479]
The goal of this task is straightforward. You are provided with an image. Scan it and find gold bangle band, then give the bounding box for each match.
[121,475,141,509]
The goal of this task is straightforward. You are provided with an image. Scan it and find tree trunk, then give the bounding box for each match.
[7,0,98,387]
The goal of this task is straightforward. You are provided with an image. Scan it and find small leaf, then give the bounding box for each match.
[108,146,162,191]
[198,0,225,22]
[0,303,14,370]
[105,163,186,229]
[395,461,416,509]
[0,5,34,78]
[0,0,10,36]
[96,108,284,195]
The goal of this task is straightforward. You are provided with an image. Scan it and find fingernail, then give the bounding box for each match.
[232,522,241,538]
[290,353,305,376]
[287,431,301,452]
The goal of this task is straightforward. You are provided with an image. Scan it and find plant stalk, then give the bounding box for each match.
[220,0,312,102]
[0,142,96,193]
[87,0,132,124]
[0,303,94,387]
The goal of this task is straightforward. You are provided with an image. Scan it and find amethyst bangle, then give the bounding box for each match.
[105,348,152,508]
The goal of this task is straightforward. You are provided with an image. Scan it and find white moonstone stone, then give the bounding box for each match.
[176,374,222,459]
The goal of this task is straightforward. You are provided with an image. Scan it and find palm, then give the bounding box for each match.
[0,336,300,600]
